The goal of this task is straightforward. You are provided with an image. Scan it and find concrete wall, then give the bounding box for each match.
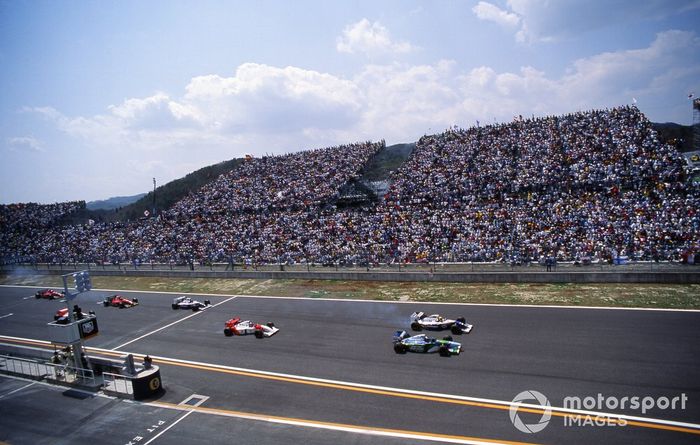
[7,267,700,284]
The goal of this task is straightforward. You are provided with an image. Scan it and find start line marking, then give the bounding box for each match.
[112,296,236,351]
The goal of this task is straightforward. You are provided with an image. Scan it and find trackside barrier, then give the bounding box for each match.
[103,372,133,396]
[0,347,161,399]
[3,262,699,283]
[102,366,162,400]
[0,354,95,386]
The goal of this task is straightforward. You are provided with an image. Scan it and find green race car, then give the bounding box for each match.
[393,330,462,356]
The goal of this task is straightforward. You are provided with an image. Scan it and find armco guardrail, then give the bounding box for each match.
[103,372,133,396]
[2,262,699,283]
[0,354,96,386]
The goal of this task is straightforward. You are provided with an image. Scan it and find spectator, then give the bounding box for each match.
[1,107,697,266]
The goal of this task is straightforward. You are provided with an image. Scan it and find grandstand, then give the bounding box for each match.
[1,106,698,266]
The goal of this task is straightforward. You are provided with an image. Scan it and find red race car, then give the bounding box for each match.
[224,317,279,338]
[35,289,64,300]
[102,294,139,308]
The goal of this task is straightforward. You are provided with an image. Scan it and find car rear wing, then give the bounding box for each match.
[393,330,409,342]
[410,311,425,322]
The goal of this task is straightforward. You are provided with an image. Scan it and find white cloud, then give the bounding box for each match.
[336,18,414,56]
[33,30,700,141]
[354,60,463,136]
[183,63,363,133]
[471,0,700,43]
[6,136,44,153]
[108,93,169,120]
[472,1,520,28]
[561,30,700,101]
[24,30,699,200]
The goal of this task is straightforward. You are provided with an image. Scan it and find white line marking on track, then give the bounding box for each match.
[145,401,524,445]
[0,313,13,319]
[142,410,194,445]
[0,381,35,400]
[111,296,236,351]
[2,284,699,312]
[179,394,209,407]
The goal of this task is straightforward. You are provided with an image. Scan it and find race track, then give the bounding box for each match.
[0,285,699,445]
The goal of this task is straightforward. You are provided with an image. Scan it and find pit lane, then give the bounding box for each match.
[1,285,699,444]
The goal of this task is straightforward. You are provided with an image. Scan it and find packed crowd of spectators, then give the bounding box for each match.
[1,106,698,266]
[169,142,382,216]
[0,201,84,232]
[381,106,695,263]
[0,201,84,262]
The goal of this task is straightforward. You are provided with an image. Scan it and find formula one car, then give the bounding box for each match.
[35,289,64,300]
[410,311,473,334]
[393,331,461,356]
[54,306,95,324]
[172,296,211,311]
[103,294,139,308]
[223,317,279,338]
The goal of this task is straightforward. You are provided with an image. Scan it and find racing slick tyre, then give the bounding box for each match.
[119,303,126,308]
[103,300,109,307]
[224,328,233,337]
[443,335,453,341]
[451,325,462,335]
[410,322,422,331]
[192,306,200,312]
[439,345,451,357]
[254,330,264,339]
[35,294,40,299]
[204,300,211,306]
[456,317,466,324]
[394,343,407,354]
[133,298,139,304]
[267,322,275,328]
[172,304,178,309]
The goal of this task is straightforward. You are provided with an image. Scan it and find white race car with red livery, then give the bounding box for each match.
[224,317,279,338]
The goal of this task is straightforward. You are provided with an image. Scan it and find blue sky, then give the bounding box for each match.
[1,0,699,204]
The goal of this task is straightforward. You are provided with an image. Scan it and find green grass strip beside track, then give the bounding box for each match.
[2,274,699,309]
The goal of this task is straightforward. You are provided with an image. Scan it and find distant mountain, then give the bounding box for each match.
[87,193,146,211]
[652,122,694,152]
[85,157,244,222]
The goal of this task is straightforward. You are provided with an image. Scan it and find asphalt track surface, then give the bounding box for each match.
[0,285,699,445]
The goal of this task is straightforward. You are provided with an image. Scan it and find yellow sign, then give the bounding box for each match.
[149,377,161,391]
